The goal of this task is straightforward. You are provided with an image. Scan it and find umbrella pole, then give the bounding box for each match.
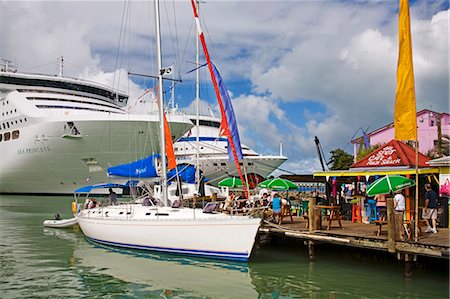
[414,140,419,242]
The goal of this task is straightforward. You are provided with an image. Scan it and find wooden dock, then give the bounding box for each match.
[259,217,449,259]
[256,197,448,277]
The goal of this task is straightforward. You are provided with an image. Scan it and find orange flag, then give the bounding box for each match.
[163,112,177,170]
[394,0,417,141]
[154,85,176,170]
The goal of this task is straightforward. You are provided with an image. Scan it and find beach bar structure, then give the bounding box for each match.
[257,141,448,277]
[313,140,439,220]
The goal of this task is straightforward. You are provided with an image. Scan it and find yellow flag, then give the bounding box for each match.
[394,0,417,141]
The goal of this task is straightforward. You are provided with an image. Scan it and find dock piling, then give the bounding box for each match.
[308,240,315,261]
[387,199,396,253]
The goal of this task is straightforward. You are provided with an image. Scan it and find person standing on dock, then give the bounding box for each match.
[394,190,405,212]
[394,190,406,240]
[375,193,387,220]
[271,193,282,223]
[422,183,438,233]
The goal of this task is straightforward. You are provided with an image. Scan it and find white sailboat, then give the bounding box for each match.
[75,0,261,261]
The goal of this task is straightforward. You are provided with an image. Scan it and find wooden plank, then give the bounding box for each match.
[395,243,448,257]
[285,231,351,243]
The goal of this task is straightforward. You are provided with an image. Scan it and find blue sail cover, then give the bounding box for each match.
[107,154,160,178]
[75,182,135,194]
[167,164,196,184]
[211,63,243,162]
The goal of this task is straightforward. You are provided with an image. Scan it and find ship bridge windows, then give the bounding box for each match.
[4,132,10,141]
[36,105,124,114]
[12,130,19,139]
[189,119,221,128]
[27,96,123,111]
[3,76,128,103]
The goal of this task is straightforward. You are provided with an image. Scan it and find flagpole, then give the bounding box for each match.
[393,0,418,241]
[414,140,419,241]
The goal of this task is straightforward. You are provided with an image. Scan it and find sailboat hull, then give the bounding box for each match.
[76,206,261,261]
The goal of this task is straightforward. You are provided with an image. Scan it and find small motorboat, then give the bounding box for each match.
[43,216,78,228]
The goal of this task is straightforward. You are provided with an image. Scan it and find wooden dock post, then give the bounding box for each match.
[309,197,316,232]
[308,240,315,261]
[387,198,396,253]
[212,192,217,203]
[404,253,413,278]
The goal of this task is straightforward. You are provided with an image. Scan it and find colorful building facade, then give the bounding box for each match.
[352,109,450,160]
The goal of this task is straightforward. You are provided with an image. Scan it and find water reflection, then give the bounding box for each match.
[1,195,448,298]
[73,240,256,298]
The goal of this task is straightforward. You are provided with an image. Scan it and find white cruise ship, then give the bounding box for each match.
[0,64,193,194]
[175,113,288,187]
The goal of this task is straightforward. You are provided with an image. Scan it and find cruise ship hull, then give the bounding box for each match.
[0,71,193,194]
[0,117,190,194]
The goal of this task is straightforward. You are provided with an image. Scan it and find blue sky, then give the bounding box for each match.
[1,0,448,174]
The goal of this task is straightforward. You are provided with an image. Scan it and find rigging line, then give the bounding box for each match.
[20,61,55,71]
[117,0,133,91]
[180,17,196,76]
[167,0,182,78]
[62,60,85,72]
[114,0,129,89]
[161,0,181,85]
[117,0,132,91]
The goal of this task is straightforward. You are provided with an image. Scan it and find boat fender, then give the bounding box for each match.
[72,201,77,214]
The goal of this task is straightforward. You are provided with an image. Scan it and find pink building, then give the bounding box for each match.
[352,109,450,160]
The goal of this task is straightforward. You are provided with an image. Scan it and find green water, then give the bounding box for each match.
[0,195,448,298]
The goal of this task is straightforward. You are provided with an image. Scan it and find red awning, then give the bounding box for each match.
[351,139,430,168]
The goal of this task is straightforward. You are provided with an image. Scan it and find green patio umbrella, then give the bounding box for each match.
[366,175,415,196]
[257,178,298,190]
[218,177,243,188]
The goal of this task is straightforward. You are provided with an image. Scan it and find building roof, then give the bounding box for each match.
[426,156,450,167]
[350,139,430,168]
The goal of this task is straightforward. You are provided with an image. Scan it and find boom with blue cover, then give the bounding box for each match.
[107,154,160,178]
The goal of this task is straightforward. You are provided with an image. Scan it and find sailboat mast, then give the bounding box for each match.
[195,0,201,191]
[154,0,168,205]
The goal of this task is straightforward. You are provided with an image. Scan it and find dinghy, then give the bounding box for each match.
[43,217,78,228]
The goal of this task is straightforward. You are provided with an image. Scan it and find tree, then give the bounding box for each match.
[356,144,381,161]
[427,134,450,158]
[329,148,354,170]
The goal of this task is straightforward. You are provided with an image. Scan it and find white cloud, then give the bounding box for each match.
[1,1,447,175]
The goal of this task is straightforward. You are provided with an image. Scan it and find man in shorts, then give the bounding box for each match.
[422,183,438,233]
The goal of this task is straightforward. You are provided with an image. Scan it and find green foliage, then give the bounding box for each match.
[427,134,450,158]
[356,144,381,161]
[329,148,354,170]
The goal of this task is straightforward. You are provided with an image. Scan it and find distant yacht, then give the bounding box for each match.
[0,60,193,194]
[176,111,288,187]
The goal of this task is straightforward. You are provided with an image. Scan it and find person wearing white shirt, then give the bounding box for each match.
[394,190,406,212]
[394,190,406,240]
